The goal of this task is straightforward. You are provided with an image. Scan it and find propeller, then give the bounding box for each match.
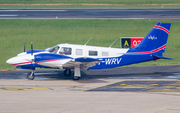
[24,40,35,70]
[31,40,33,56]
[30,40,35,70]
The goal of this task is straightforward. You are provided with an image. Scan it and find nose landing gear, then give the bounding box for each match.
[27,71,35,80]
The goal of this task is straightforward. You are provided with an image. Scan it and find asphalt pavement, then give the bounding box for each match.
[0,8,180,20]
[1,65,180,80]
[1,65,180,113]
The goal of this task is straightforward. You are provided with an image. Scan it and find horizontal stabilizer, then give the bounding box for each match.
[75,57,102,62]
[153,55,173,60]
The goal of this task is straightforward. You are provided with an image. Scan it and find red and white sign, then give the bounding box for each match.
[130,38,144,48]
[121,37,144,48]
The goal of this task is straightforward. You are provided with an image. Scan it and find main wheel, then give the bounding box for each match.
[63,69,71,77]
[27,72,35,80]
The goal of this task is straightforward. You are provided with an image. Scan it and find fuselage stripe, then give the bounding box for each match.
[12,61,31,65]
[120,44,166,55]
[12,59,69,65]
[153,25,169,34]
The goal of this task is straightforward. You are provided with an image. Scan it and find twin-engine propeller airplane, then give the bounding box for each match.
[6,22,172,80]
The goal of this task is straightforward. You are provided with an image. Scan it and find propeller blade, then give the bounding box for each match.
[31,40,33,55]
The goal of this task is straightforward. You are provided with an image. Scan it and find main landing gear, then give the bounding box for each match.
[63,69,71,77]
[26,67,81,80]
[63,67,81,80]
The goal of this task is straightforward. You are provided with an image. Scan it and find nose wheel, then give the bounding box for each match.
[27,71,35,80]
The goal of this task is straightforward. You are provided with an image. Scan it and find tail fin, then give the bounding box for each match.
[128,22,171,56]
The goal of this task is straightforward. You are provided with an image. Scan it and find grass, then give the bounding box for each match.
[1,5,180,9]
[0,0,180,4]
[0,19,180,70]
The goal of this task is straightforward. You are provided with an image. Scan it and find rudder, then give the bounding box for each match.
[128,22,171,54]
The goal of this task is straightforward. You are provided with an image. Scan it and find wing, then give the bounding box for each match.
[62,57,102,69]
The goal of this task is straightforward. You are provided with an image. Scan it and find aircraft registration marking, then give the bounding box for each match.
[105,58,122,65]
[0,87,51,91]
[98,58,122,65]
[85,81,180,92]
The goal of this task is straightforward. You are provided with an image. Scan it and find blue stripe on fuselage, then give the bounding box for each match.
[90,53,158,69]
[34,53,73,62]
[16,63,53,70]
[27,50,46,54]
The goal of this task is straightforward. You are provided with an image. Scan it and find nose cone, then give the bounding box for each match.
[6,55,34,66]
[6,58,15,65]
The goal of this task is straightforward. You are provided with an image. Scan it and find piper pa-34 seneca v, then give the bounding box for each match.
[6,23,172,80]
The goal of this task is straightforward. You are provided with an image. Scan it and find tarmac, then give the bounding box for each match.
[0,65,180,113]
[1,8,180,21]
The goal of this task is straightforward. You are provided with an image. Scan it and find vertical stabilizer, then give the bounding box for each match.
[128,23,171,54]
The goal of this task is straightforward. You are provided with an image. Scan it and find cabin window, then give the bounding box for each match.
[89,50,98,56]
[102,52,109,56]
[48,46,59,54]
[76,49,83,55]
[59,47,72,55]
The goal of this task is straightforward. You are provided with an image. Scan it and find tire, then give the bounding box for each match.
[27,72,35,80]
[63,69,71,77]
[73,76,80,80]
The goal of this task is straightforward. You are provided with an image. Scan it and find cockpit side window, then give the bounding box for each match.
[48,46,60,54]
[59,47,72,55]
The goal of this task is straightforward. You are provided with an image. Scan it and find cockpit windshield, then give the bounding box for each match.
[47,46,60,54]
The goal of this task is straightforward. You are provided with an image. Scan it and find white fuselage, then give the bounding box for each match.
[6,43,129,69]
[54,43,129,58]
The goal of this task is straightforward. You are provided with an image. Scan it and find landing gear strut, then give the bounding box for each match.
[26,68,81,80]
[27,71,35,80]
[63,67,81,80]
[73,66,81,80]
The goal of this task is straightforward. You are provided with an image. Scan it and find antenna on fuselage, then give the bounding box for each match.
[109,39,117,48]
[84,37,92,46]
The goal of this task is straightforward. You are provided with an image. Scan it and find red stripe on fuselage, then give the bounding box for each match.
[12,61,31,65]
[153,25,169,34]
[12,59,69,65]
[119,44,166,55]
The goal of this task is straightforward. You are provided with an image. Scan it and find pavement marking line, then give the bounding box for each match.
[170,82,180,86]
[110,84,158,89]
[85,81,180,92]
[0,87,51,91]
[82,80,125,92]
